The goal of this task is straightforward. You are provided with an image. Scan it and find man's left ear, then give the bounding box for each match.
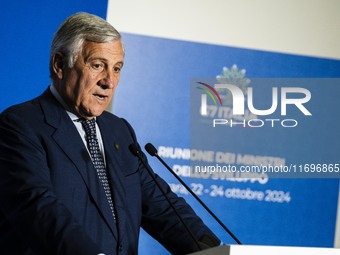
[52,52,65,80]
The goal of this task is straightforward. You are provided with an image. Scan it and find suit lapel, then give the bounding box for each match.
[38,89,118,239]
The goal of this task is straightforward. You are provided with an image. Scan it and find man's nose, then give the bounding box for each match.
[99,69,118,89]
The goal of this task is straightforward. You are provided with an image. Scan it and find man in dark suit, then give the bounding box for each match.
[0,12,220,255]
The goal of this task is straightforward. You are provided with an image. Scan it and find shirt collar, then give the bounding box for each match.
[49,84,80,122]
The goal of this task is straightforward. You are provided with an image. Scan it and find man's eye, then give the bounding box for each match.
[114,67,121,73]
[91,63,104,71]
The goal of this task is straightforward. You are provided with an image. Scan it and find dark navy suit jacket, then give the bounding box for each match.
[0,88,219,255]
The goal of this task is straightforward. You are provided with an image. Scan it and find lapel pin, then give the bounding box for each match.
[114,143,120,150]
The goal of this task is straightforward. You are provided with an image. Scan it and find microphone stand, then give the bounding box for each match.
[145,143,242,245]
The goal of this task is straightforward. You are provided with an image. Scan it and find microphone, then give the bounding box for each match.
[128,144,205,251]
[144,143,242,245]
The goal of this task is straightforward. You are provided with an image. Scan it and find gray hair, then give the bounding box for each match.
[49,12,122,82]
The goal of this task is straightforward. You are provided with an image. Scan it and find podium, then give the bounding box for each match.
[188,244,340,255]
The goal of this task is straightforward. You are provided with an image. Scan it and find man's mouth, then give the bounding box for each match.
[94,94,108,100]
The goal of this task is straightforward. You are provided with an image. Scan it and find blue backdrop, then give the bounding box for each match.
[114,33,340,254]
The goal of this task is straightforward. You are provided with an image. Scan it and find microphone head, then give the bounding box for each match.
[129,143,140,156]
[145,143,158,156]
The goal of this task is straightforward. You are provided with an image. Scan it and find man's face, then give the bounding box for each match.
[55,40,124,119]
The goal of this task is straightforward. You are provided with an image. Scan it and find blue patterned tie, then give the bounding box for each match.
[82,119,116,221]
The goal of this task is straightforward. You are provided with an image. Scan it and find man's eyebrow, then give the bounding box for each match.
[85,57,124,66]
[85,56,107,63]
